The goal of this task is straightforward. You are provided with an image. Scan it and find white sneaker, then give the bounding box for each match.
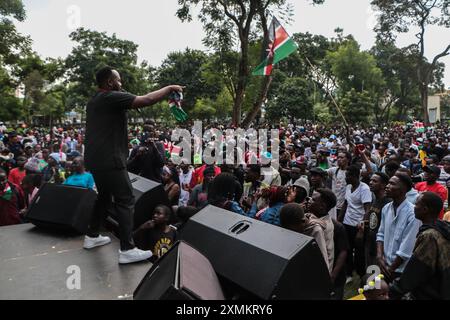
[345,276,353,285]
[83,235,111,249]
[118,248,153,264]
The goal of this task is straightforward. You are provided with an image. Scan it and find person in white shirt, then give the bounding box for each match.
[178,162,194,207]
[327,151,351,220]
[339,165,372,281]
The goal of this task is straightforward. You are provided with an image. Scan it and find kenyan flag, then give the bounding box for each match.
[252,17,298,76]
[169,91,188,122]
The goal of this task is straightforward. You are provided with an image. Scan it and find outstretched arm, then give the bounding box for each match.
[131,85,184,109]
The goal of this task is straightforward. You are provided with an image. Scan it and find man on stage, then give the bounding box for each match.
[84,66,183,264]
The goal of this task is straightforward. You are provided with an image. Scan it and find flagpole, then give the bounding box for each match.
[303,55,349,128]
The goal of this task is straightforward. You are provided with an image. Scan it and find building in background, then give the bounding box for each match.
[428,90,450,123]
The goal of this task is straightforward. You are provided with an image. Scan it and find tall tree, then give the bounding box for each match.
[0,0,30,65]
[176,0,325,127]
[65,28,151,109]
[326,40,385,123]
[371,0,450,123]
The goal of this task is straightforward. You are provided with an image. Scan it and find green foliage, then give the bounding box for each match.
[0,89,23,121]
[65,28,151,108]
[266,77,314,121]
[0,0,30,64]
[176,0,325,125]
[371,0,449,122]
[157,49,221,111]
[326,40,385,94]
[340,89,373,123]
[313,102,333,123]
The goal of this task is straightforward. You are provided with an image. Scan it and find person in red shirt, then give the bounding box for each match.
[0,168,26,226]
[8,156,27,186]
[189,163,221,189]
[415,165,447,219]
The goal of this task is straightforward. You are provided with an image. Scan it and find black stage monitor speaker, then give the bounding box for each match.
[134,241,225,300]
[25,184,97,234]
[179,205,332,300]
[106,173,171,236]
[129,172,171,228]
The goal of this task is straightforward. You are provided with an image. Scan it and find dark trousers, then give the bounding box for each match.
[87,169,135,251]
[344,224,365,277]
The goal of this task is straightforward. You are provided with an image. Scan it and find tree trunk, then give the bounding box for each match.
[420,84,430,124]
[241,76,273,129]
[232,36,250,127]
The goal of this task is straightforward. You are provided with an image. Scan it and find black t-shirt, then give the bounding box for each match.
[368,195,391,234]
[85,91,136,171]
[133,226,177,261]
[332,219,350,287]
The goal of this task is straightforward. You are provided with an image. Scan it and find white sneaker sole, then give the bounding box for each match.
[83,238,111,249]
[118,252,153,264]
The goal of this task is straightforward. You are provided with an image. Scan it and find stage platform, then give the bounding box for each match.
[0,224,151,300]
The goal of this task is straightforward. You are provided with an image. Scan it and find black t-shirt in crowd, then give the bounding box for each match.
[133,226,177,261]
[365,195,391,261]
[85,90,136,171]
[367,195,391,234]
[332,219,350,287]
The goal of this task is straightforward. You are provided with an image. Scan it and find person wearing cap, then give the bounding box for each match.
[292,177,310,204]
[377,173,422,283]
[327,151,351,221]
[178,162,194,207]
[23,142,34,158]
[261,152,282,187]
[309,167,327,197]
[41,154,64,185]
[317,149,332,170]
[415,165,447,220]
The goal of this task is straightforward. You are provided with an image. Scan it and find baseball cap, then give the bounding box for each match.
[423,165,441,176]
[310,167,327,176]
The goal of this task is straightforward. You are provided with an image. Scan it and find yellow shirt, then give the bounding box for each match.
[419,150,427,167]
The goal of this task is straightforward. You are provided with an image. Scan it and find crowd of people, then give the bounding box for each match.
[1,120,449,300]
